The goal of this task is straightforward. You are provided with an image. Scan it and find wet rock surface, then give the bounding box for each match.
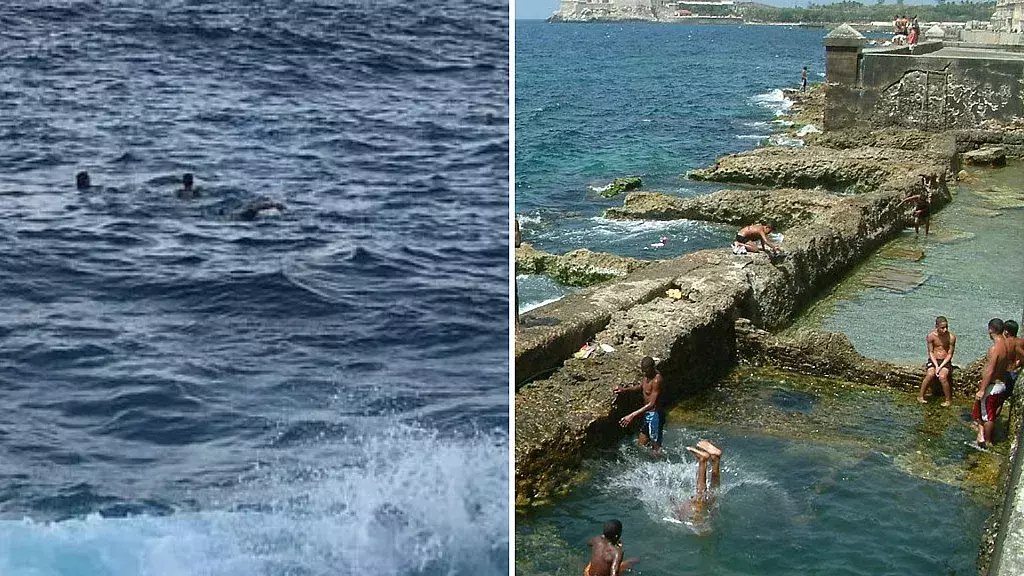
[604,188,842,229]
[965,146,1008,167]
[515,243,649,287]
[686,144,947,194]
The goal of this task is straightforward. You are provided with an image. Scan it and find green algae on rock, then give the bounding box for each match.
[515,243,650,288]
[599,176,642,198]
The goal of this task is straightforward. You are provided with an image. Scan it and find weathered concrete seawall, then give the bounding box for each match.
[515,134,957,506]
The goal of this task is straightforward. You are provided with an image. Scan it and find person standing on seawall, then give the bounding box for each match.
[585,519,638,576]
[801,66,808,92]
[919,316,956,406]
[614,356,664,458]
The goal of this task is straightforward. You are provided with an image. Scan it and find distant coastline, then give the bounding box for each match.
[546,1,995,26]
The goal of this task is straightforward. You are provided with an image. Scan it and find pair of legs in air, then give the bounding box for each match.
[674,440,722,522]
[688,441,722,500]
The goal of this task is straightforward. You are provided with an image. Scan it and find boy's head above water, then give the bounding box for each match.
[603,519,622,544]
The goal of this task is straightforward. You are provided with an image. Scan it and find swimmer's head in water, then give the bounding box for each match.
[935,316,948,330]
[989,318,1005,337]
[183,173,194,190]
[76,171,90,190]
[640,356,656,379]
[603,519,622,544]
[1004,320,1019,338]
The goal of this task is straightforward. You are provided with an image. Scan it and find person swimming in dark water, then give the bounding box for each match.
[76,171,91,191]
[177,173,198,199]
[237,197,286,220]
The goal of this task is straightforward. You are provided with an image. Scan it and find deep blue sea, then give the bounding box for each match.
[515,21,826,309]
[0,2,508,574]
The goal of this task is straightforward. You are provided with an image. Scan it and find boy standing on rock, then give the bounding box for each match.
[919,316,956,406]
[1003,320,1022,391]
[972,318,1012,448]
[614,356,664,457]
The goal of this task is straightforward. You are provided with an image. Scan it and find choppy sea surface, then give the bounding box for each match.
[0,2,508,575]
[515,21,826,309]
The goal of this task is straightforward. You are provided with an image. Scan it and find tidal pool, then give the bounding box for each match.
[790,163,1024,365]
[516,370,997,576]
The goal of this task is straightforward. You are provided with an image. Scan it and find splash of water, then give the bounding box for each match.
[0,427,508,576]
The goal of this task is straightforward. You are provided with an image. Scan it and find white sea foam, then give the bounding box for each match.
[0,428,509,576]
[516,213,543,225]
[750,88,794,117]
[521,296,563,313]
[736,134,770,140]
[769,135,805,147]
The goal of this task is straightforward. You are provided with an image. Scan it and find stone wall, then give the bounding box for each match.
[824,30,1024,131]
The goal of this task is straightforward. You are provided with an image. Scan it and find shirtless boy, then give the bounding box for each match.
[900,175,934,236]
[972,318,1013,448]
[1004,319,1022,392]
[733,223,780,255]
[614,356,665,457]
[919,316,956,406]
[585,520,638,576]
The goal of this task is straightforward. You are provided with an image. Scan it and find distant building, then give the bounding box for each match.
[990,0,1024,33]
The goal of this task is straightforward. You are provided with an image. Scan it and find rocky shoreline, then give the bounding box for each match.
[515,128,957,505]
[514,85,1024,572]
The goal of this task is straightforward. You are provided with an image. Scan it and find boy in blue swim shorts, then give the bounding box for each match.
[614,356,664,457]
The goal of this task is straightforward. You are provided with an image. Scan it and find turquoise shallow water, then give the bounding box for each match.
[798,164,1024,365]
[516,374,993,576]
[515,21,826,309]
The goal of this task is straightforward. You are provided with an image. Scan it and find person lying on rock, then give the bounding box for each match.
[971,318,1013,449]
[672,440,723,528]
[919,315,956,406]
[585,519,638,576]
[900,175,935,236]
[613,356,664,457]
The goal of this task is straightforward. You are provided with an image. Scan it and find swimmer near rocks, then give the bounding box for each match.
[585,519,638,576]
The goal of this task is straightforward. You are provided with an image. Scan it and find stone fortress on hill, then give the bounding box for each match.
[550,0,743,23]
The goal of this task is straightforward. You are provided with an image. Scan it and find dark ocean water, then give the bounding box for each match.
[515,21,825,309]
[0,1,508,574]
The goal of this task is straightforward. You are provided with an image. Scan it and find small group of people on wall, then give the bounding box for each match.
[919,316,1024,450]
[893,15,921,46]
